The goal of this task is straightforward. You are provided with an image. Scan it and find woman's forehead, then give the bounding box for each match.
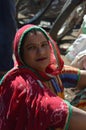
[22,31,48,46]
[25,31,47,41]
[27,30,46,37]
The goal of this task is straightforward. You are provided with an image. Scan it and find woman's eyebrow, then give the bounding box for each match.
[40,40,49,44]
[24,42,35,47]
[24,40,48,47]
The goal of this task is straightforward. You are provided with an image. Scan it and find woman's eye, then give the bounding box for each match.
[42,42,49,47]
[28,46,36,50]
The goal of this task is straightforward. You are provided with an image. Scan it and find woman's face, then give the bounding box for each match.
[22,31,51,72]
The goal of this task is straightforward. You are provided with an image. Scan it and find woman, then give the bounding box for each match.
[0,24,86,130]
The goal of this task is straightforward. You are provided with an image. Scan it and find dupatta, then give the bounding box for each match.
[0,24,71,130]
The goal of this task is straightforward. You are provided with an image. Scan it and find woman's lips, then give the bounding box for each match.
[36,57,47,61]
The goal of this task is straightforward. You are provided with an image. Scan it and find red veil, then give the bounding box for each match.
[0,24,71,130]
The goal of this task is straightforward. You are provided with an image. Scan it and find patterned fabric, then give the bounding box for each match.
[0,24,72,130]
[43,65,80,99]
[71,88,86,111]
[59,65,80,89]
[0,68,72,130]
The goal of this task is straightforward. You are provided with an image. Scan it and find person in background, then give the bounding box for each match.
[1,24,86,130]
[0,0,17,78]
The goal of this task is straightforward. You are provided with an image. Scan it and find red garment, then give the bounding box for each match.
[13,24,64,75]
[0,24,72,130]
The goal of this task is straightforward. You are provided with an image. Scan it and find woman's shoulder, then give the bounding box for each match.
[0,67,29,95]
[0,67,27,86]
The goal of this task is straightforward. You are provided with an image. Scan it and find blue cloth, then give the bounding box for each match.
[0,0,16,71]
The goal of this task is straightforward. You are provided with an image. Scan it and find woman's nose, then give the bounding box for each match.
[37,47,45,55]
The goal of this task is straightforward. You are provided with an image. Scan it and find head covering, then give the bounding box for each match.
[13,24,64,78]
[0,24,70,130]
